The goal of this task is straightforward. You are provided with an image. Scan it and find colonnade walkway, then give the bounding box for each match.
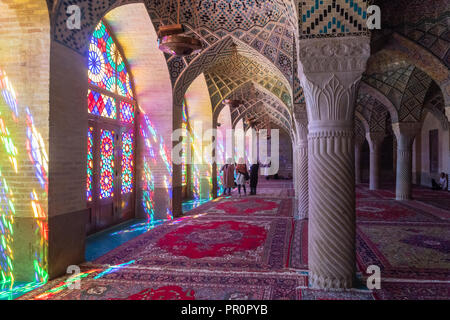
[20,180,449,300]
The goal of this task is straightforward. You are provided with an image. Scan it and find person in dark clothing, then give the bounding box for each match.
[432,172,448,191]
[249,161,260,195]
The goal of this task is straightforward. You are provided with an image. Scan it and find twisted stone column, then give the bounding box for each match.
[298,36,370,289]
[366,132,385,190]
[392,123,421,200]
[297,138,308,219]
[293,144,298,198]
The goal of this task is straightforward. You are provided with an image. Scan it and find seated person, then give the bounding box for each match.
[431,172,448,191]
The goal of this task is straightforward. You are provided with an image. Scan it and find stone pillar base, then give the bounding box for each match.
[309,271,354,290]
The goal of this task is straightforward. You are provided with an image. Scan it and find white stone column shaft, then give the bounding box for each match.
[366,132,385,190]
[299,36,370,289]
[392,123,421,200]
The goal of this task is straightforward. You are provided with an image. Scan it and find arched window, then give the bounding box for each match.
[86,20,136,234]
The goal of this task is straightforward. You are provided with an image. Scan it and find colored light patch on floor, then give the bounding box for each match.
[85,219,166,261]
[0,282,45,301]
[18,268,306,300]
[182,199,210,213]
[94,216,293,272]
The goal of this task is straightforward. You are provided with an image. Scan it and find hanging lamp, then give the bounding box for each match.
[158,0,202,56]
[223,99,242,109]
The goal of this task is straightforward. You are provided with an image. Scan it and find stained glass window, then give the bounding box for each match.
[88,21,117,92]
[100,129,114,199]
[87,127,94,201]
[121,131,134,194]
[120,101,134,124]
[116,54,134,100]
[88,89,117,119]
[87,19,137,205]
[88,20,134,100]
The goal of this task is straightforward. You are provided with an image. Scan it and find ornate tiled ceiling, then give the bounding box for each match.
[299,0,370,39]
[218,82,291,132]
[51,1,296,85]
[204,43,292,112]
[356,94,388,133]
[363,61,433,123]
[239,103,291,135]
[374,0,450,68]
[354,116,366,143]
[363,63,414,107]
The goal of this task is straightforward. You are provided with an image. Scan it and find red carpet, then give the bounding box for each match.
[20,181,450,300]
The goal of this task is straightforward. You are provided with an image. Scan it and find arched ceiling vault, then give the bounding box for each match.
[213,81,291,130]
[212,80,291,119]
[232,100,290,131]
[203,39,293,112]
[362,61,434,123]
[238,102,291,135]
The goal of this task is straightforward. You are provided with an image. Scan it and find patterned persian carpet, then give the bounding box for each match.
[20,181,449,300]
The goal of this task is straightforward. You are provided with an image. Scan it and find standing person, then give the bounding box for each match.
[220,158,235,196]
[235,157,248,196]
[249,160,260,195]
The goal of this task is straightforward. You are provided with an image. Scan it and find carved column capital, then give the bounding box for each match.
[392,122,421,200]
[445,107,450,123]
[298,37,371,131]
[366,131,385,152]
[298,36,371,74]
[392,122,421,149]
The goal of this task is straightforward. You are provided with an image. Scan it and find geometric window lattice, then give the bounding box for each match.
[88,20,134,100]
[88,21,117,92]
[100,129,115,199]
[120,101,135,124]
[88,89,117,119]
[121,130,134,194]
[116,55,134,100]
[87,127,94,202]
[87,18,137,209]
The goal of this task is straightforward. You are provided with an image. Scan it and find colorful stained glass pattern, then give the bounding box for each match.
[88,21,117,92]
[88,20,134,100]
[120,101,134,124]
[116,55,134,100]
[88,90,117,119]
[121,131,134,194]
[100,129,114,199]
[87,127,94,202]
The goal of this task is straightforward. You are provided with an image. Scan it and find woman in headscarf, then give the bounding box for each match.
[235,157,248,196]
[249,160,260,195]
[220,158,235,195]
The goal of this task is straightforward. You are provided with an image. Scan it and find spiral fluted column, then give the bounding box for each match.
[308,127,356,288]
[297,139,309,219]
[366,132,385,190]
[392,123,421,200]
[298,36,370,289]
